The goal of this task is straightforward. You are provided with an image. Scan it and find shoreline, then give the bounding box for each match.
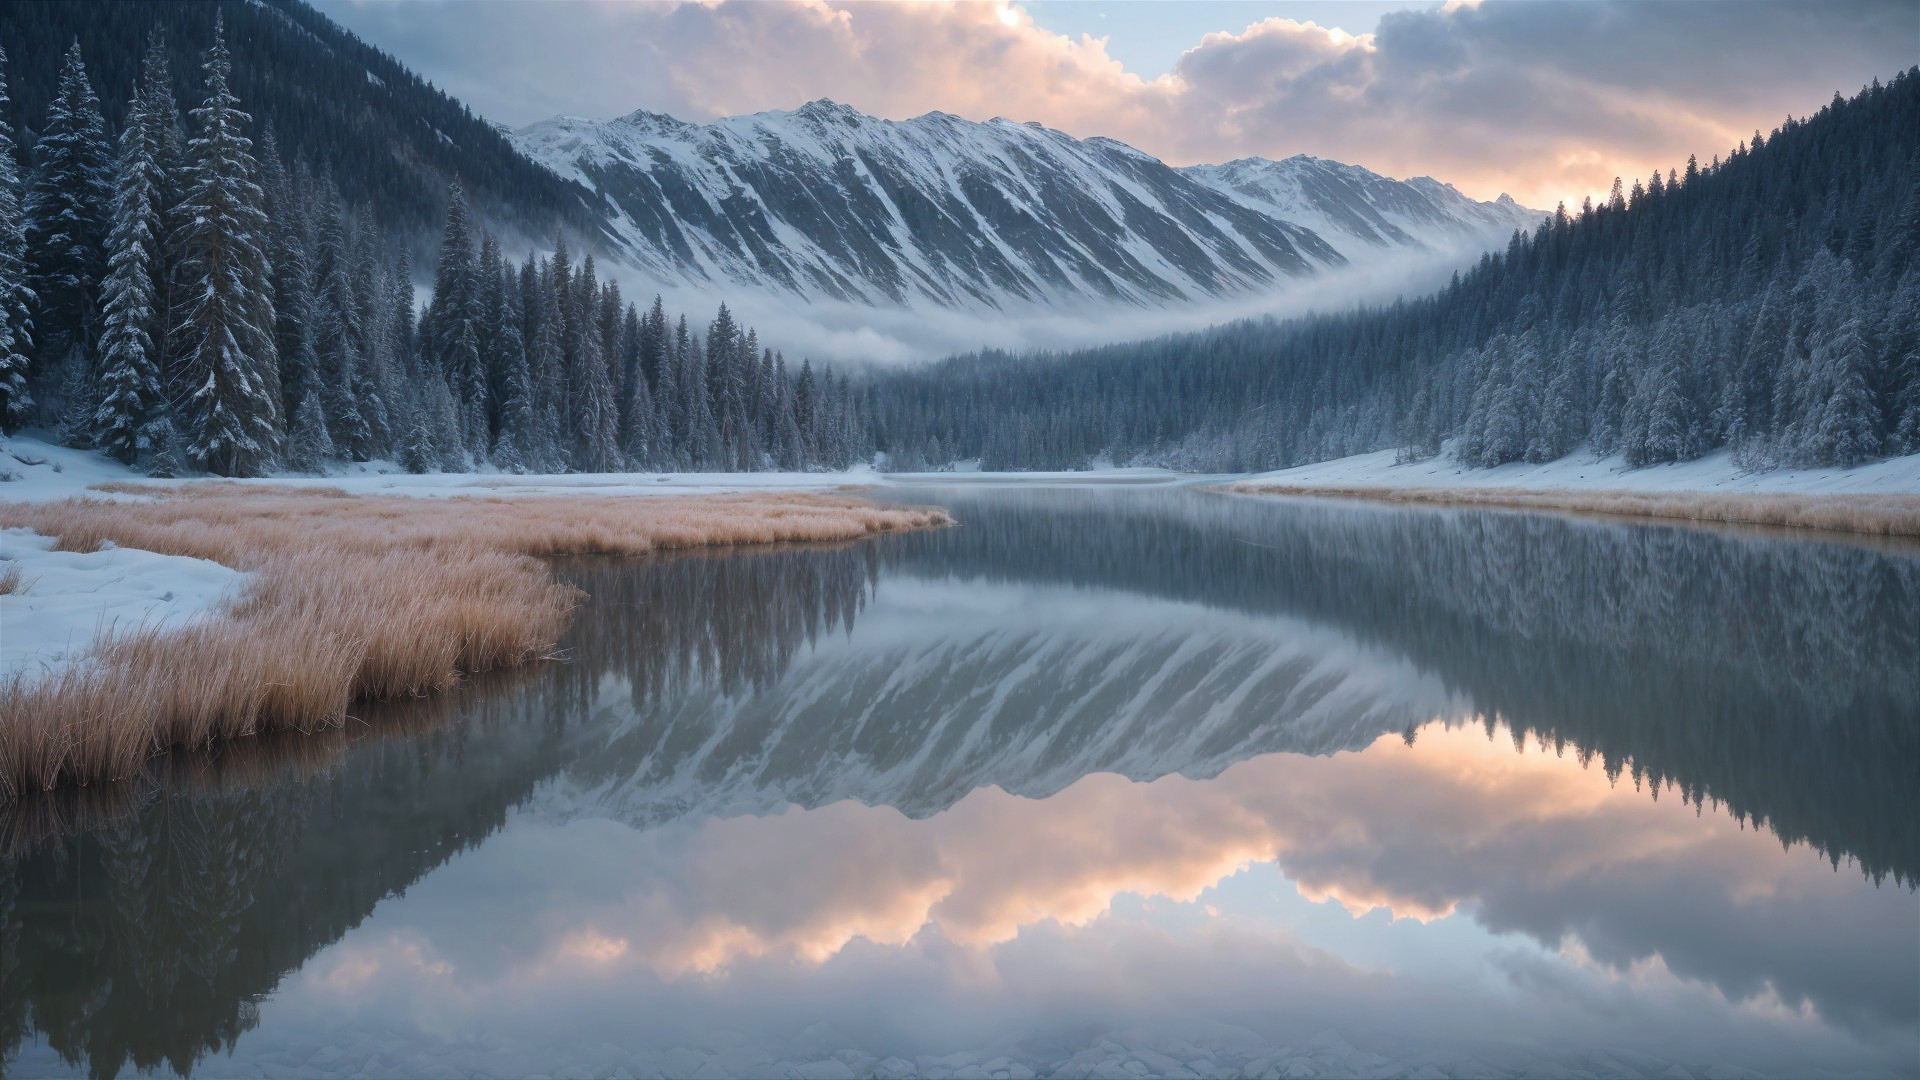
[1227,481,1920,539]
[0,485,949,796]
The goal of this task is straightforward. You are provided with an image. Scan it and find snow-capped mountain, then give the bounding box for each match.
[1183,155,1541,256]
[512,99,1540,313]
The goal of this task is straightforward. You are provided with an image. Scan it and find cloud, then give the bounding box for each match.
[299,721,1916,1044]
[323,0,1916,208]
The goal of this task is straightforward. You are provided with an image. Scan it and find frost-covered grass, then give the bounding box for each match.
[1233,447,1920,537]
[0,485,947,796]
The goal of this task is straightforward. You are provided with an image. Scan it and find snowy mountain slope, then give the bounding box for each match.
[512,100,1538,313]
[1182,155,1542,257]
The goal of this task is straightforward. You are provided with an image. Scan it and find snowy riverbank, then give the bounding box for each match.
[1231,447,1920,537]
[1237,446,1920,496]
[1,527,250,685]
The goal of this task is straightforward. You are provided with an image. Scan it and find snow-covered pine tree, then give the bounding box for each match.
[399,397,435,474]
[310,184,369,460]
[794,357,817,463]
[1886,266,1920,453]
[1803,263,1881,466]
[0,47,34,433]
[618,346,659,469]
[425,183,478,384]
[172,17,282,476]
[455,317,487,459]
[353,208,394,457]
[493,330,538,471]
[657,313,686,465]
[771,352,804,470]
[260,128,316,422]
[24,40,112,405]
[428,371,466,472]
[94,32,181,465]
[284,392,334,473]
[568,255,618,472]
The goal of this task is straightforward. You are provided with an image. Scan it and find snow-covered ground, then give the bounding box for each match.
[1239,445,1920,496]
[0,434,886,505]
[1,528,249,684]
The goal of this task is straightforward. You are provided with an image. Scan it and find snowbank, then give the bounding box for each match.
[1239,446,1920,496]
[0,527,250,684]
[0,432,878,503]
[1232,448,1920,537]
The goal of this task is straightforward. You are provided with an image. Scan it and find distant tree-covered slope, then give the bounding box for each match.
[867,69,1920,474]
[0,0,607,252]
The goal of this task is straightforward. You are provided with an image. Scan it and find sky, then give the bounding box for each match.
[313,0,1919,210]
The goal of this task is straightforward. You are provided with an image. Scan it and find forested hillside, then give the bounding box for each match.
[0,20,867,477]
[0,0,604,253]
[868,70,1920,473]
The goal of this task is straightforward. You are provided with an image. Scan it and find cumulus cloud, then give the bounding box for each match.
[322,0,1915,207]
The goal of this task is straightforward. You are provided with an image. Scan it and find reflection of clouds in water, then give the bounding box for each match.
[275,722,1913,1073]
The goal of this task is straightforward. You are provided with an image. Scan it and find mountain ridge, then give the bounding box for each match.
[512,97,1542,315]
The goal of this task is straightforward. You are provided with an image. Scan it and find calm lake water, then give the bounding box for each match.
[3,485,1916,1079]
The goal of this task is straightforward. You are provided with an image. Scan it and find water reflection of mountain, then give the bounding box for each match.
[551,489,1917,885]
[874,489,1920,886]
[1,489,1914,1077]
[547,550,1455,826]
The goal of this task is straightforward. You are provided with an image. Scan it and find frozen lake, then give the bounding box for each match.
[3,486,1916,1078]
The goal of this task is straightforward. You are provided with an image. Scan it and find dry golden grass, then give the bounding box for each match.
[0,562,20,595]
[1230,482,1920,538]
[0,485,947,795]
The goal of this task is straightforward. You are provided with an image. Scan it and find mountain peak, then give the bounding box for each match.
[793,98,862,122]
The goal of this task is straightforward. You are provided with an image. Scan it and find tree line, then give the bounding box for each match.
[866,69,1920,474]
[0,25,869,476]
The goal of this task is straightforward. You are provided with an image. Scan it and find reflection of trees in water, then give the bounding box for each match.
[0,672,564,1079]
[553,543,879,711]
[0,546,887,1079]
[2,494,1914,1076]
[881,489,1920,886]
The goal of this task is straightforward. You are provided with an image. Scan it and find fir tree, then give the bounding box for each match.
[172,17,281,476]
[94,32,180,464]
[0,47,34,433]
[568,255,618,472]
[284,392,334,473]
[23,40,112,393]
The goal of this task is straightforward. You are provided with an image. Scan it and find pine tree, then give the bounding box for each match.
[568,255,618,471]
[172,17,281,476]
[0,47,35,433]
[23,40,112,397]
[261,130,316,421]
[284,392,334,473]
[1886,266,1920,453]
[94,33,179,464]
[425,183,477,383]
[1804,275,1882,466]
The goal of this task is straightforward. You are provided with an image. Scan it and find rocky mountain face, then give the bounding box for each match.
[513,99,1541,313]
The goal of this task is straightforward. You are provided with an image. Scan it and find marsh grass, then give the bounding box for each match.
[1231,483,1920,538]
[0,486,947,795]
[0,562,20,595]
